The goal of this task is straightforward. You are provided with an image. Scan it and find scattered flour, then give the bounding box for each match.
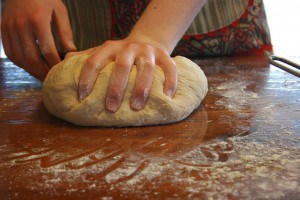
[0,65,299,199]
[1,127,299,199]
[214,80,259,111]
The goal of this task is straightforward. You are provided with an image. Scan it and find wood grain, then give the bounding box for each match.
[0,56,299,199]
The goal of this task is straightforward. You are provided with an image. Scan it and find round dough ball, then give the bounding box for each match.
[42,55,208,127]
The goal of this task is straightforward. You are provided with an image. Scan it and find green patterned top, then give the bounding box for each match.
[56,0,249,51]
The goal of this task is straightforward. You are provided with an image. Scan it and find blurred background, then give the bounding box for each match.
[264,0,300,57]
[0,0,299,58]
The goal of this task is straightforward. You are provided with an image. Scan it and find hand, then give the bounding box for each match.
[1,0,76,81]
[67,39,178,112]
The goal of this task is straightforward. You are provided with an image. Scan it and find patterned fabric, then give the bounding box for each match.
[48,0,272,56]
[111,0,272,57]
[55,0,112,52]
[186,0,249,34]
[110,0,150,39]
[174,0,273,57]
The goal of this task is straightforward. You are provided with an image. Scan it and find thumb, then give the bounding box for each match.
[53,1,76,52]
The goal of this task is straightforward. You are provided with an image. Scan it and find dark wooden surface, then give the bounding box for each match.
[0,55,299,199]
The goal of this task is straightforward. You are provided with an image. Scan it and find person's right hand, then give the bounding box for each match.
[1,0,76,81]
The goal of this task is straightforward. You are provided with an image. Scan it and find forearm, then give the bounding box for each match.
[127,0,207,54]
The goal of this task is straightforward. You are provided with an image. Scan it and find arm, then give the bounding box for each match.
[74,0,207,112]
[127,0,207,53]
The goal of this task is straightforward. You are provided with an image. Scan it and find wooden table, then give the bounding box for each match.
[0,55,299,199]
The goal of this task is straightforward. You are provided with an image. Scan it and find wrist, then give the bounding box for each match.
[125,32,174,55]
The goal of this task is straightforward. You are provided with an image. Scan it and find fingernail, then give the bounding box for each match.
[68,41,77,51]
[78,85,90,102]
[106,98,119,112]
[132,98,143,110]
[79,92,87,102]
[166,90,174,98]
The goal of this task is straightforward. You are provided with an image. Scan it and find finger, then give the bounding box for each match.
[32,17,61,67]
[156,52,178,98]
[78,45,115,102]
[106,52,135,112]
[1,22,14,63]
[130,56,155,111]
[9,24,25,67]
[19,24,50,81]
[65,47,97,59]
[53,1,76,51]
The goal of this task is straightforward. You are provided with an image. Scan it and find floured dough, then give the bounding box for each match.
[42,55,208,126]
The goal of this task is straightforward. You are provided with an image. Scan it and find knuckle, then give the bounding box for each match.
[125,42,138,50]
[136,57,154,68]
[41,48,53,58]
[126,43,153,51]
[115,61,129,70]
[29,13,43,26]
[84,59,99,70]
[15,19,26,30]
[108,86,122,99]
[142,44,153,51]
[103,40,114,47]
[156,48,169,57]
[143,60,155,69]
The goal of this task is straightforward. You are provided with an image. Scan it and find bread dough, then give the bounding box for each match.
[42,55,208,126]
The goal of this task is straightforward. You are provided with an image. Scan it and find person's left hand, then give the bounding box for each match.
[1,0,76,81]
[66,39,178,112]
